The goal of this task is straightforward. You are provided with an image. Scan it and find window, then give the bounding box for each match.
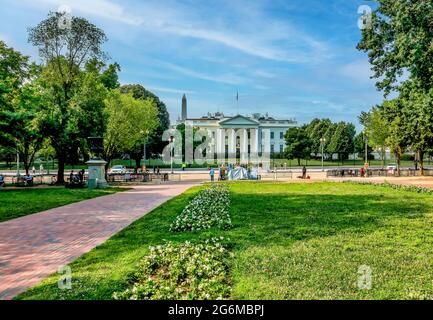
[280,145,284,153]
[280,132,284,139]
[271,145,275,154]
[270,132,275,139]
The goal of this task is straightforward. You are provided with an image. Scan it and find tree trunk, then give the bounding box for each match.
[57,156,66,185]
[419,150,425,176]
[135,156,142,172]
[396,151,401,177]
[297,158,301,166]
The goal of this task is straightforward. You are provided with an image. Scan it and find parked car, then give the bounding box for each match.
[109,165,127,174]
[387,164,397,174]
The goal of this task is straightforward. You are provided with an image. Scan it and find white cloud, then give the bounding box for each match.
[158,61,247,86]
[25,0,329,64]
[23,0,144,25]
[147,86,196,95]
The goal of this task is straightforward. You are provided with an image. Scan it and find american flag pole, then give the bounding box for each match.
[236,91,239,115]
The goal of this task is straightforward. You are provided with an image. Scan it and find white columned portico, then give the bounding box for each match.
[228,129,236,161]
[216,128,225,162]
[241,128,248,164]
[250,128,259,163]
[261,129,271,169]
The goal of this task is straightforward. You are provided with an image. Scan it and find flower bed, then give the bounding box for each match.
[170,184,231,232]
[345,181,433,194]
[113,238,232,300]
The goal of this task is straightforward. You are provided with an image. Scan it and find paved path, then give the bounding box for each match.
[0,182,197,300]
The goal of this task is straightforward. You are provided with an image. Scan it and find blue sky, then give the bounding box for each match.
[0,0,382,129]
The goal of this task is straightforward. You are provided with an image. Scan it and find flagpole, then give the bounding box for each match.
[236,91,239,115]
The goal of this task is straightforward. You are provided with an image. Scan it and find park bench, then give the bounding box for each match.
[149,173,169,182]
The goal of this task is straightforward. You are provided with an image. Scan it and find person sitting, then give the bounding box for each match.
[0,175,5,187]
[72,174,81,183]
[23,174,33,186]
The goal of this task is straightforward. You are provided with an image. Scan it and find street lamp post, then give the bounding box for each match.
[320,138,326,172]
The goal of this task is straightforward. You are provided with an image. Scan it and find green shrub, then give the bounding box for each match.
[170,184,231,232]
[113,238,232,300]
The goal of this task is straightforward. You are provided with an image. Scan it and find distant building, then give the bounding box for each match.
[176,95,297,164]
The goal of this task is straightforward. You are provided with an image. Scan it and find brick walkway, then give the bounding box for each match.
[0,182,197,300]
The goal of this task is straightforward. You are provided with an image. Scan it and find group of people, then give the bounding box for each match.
[209,165,228,182]
[69,169,85,184]
[0,173,34,187]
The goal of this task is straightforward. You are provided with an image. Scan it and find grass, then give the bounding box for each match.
[0,188,124,223]
[16,181,433,300]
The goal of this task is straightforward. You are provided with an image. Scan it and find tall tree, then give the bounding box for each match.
[103,90,159,168]
[358,0,433,95]
[0,41,46,174]
[327,122,355,162]
[381,99,408,176]
[120,84,170,162]
[360,107,390,168]
[28,12,107,183]
[354,132,373,160]
[284,127,312,166]
[399,81,433,175]
[305,118,333,157]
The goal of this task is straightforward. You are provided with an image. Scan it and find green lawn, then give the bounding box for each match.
[16,182,433,300]
[0,188,124,223]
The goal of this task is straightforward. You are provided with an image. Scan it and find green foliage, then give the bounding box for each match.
[305,118,333,155]
[284,127,312,165]
[171,184,231,232]
[326,122,355,161]
[28,12,107,183]
[113,238,232,300]
[359,107,390,166]
[0,41,47,173]
[353,132,372,157]
[358,0,433,95]
[103,90,159,163]
[120,84,170,158]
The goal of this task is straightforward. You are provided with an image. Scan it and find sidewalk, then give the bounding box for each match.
[0,182,198,300]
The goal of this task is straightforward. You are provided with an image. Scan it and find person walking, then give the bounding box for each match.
[210,167,215,182]
[302,166,307,179]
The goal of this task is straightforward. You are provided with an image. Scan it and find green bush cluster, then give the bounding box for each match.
[170,184,232,232]
[113,237,232,300]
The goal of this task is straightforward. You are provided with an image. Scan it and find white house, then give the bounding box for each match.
[176,95,297,165]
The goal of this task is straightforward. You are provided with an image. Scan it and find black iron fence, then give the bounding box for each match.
[106,173,170,184]
[327,168,433,178]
